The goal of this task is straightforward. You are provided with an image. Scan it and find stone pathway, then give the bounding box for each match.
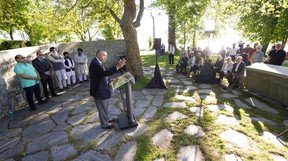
[0,65,287,161]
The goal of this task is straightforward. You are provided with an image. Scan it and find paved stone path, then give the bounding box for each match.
[0,65,288,161]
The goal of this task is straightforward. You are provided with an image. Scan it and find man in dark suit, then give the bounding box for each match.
[89,50,126,129]
[32,51,59,102]
[227,55,246,89]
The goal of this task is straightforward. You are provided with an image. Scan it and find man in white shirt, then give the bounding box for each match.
[230,43,239,61]
[74,48,88,83]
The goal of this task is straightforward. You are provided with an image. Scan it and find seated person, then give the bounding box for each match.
[180,53,189,73]
[187,53,195,77]
[176,54,184,73]
[219,56,234,82]
[226,56,246,89]
[213,55,224,74]
[190,53,203,77]
[195,59,215,83]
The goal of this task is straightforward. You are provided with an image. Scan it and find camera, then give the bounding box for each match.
[238,41,245,50]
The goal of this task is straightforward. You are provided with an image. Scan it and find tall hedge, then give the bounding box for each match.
[0,40,33,50]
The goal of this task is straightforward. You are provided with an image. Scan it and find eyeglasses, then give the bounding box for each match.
[19,57,25,59]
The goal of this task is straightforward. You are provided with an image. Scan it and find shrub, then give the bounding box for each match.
[0,40,33,50]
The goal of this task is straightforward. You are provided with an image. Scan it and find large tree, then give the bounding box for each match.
[227,0,288,50]
[0,0,30,40]
[107,0,144,79]
[151,0,209,49]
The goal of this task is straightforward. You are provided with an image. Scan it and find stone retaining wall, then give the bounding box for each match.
[246,63,288,106]
[0,40,126,119]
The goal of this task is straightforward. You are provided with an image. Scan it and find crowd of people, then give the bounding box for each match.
[13,47,126,129]
[11,41,287,129]
[13,47,89,111]
[174,41,288,89]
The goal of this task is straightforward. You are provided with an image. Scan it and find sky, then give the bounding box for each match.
[136,0,168,49]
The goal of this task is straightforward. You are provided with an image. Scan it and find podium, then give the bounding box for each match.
[111,72,138,130]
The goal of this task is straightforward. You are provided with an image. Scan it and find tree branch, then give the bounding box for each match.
[133,0,144,28]
[63,0,79,18]
[106,6,121,24]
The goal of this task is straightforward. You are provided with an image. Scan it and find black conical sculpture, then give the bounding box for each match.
[145,63,167,89]
[145,38,166,89]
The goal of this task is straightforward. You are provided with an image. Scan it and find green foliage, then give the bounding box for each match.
[0,40,33,50]
[148,37,153,50]
[226,0,288,48]
[0,0,122,43]
[151,0,209,47]
[132,76,152,91]
[135,136,159,161]
[0,0,31,40]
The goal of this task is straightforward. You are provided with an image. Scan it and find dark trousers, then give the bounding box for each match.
[190,65,201,74]
[219,71,225,79]
[227,73,242,87]
[23,83,42,110]
[230,55,236,61]
[41,76,57,99]
[169,54,174,64]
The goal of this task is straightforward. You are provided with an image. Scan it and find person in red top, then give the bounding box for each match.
[248,43,258,65]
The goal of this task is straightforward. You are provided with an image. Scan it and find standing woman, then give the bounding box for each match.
[168,42,175,65]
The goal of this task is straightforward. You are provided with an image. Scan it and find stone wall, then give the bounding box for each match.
[246,63,288,106]
[0,40,126,119]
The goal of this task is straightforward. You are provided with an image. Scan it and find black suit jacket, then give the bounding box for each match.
[231,61,246,76]
[32,58,51,80]
[89,58,118,99]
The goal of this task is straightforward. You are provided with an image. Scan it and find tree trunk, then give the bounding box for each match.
[121,24,143,80]
[282,35,287,49]
[9,27,14,40]
[168,14,176,50]
[183,26,186,49]
[261,38,270,55]
[107,0,144,79]
[192,30,196,48]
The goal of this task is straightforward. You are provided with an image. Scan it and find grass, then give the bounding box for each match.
[132,53,288,161]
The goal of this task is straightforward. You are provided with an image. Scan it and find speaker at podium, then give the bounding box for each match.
[110,72,138,130]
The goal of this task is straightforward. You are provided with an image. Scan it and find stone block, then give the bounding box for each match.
[246,63,288,106]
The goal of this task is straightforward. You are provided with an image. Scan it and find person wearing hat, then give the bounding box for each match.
[48,47,68,91]
[63,52,76,88]
[74,48,88,83]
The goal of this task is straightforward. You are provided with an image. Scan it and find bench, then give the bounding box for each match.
[246,63,288,106]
